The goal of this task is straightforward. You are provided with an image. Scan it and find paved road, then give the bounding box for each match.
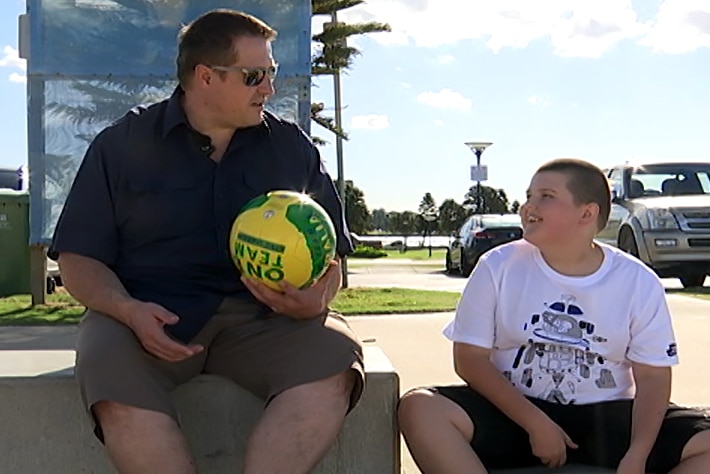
[347,258,705,292]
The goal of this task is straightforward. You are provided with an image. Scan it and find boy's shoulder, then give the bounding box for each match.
[479,239,536,270]
[598,242,660,280]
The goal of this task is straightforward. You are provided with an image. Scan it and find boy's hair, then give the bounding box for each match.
[176,10,277,87]
[536,158,611,231]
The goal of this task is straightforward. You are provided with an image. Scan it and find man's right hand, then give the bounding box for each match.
[527,415,578,468]
[123,301,204,362]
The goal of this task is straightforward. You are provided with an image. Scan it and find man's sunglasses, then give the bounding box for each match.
[209,64,278,87]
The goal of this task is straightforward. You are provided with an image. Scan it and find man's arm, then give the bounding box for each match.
[59,252,202,361]
[241,259,342,319]
[58,252,138,326]
[625,364,671,462]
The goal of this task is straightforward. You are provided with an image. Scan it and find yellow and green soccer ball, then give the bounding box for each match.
[229,190,337,291]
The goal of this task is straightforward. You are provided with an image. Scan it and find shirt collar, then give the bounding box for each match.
[162,86,187,138]
[162,86,272,139]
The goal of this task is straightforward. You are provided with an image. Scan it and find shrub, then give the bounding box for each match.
[350,245,388,259]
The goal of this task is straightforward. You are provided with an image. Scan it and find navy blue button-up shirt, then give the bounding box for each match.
[50,88,352,342]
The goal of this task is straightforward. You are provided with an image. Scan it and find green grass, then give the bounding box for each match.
[0,287,460,325]
[0,291,85,325]
[666,287,710,301]
[331,287,460,315]
[382,248,446,260]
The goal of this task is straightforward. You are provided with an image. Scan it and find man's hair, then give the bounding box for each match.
[176,9,277,87]
[536,158,611,231]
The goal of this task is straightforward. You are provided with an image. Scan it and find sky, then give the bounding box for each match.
[2,0,710,212]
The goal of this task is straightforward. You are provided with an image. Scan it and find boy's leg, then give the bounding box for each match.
[398,388,485,473]
[398,385,541,473]
[649,406,710,473]
[76,310,211,473]
[204,299,364,474]
[557,400,710,473]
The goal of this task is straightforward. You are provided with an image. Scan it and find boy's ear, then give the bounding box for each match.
[580,203,600,226]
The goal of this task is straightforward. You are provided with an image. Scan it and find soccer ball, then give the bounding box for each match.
[229,190,337,291]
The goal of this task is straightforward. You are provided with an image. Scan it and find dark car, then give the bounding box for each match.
[446,213,523,276]
[0,167,24,190]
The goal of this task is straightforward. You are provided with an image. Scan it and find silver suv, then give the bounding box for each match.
[597,162,710,288]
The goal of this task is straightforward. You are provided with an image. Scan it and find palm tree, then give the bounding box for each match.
[310,0,390,143]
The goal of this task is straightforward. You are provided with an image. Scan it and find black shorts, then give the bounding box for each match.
[431,385,710,474]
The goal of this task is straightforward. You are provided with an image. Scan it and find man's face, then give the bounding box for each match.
[520,171,594,248]
[207,35,276,129]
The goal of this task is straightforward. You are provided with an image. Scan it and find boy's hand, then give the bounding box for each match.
[616,450,647,474]
[527,416,578,468]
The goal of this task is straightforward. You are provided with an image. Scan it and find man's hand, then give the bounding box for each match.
[241,261,340,320]
[616,450,647,474]
[527,415,578,468]
[123,301,204,362]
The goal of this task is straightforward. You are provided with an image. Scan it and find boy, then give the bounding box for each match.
[398,159,710,473]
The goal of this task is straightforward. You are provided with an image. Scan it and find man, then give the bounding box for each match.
[50,9,363,474]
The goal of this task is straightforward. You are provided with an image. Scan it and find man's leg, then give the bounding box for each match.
[671,430,710,474]
[243,370,356,474]
[398,389,485,474]
[94,401,197,474]
[76,311,211,474]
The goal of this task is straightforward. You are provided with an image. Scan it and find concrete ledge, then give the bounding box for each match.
[0,345,399,473]
[493,466,613,473]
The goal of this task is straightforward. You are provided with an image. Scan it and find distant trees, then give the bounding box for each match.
[463,185,511,214]
[334,179,521,237]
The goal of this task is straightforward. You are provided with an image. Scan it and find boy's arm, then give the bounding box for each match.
[454,343,578,468]
[623,363,671,465]
[454,343,545,431]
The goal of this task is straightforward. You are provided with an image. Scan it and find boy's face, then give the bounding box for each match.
[520,171,595,248]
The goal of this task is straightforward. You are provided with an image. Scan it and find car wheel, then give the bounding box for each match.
[461,254,475,277]
[445,251,455,274]
[680,273,706,288]
[618,228,639,258]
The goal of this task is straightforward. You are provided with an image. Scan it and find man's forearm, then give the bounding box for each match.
[629,365,671,458]
[322,260,342,306]
[58,252,137,326]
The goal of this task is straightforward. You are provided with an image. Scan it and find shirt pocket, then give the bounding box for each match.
[121,173,202,242]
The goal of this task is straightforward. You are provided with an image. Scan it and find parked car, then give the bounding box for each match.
[597,162,710,288]
[446,213,523,276]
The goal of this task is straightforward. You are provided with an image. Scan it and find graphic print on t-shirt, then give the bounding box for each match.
[504,294,617,404]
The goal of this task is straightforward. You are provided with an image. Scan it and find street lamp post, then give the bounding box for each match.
[464,142,493,214]
[422,212,437,257]
[325,13,348,287]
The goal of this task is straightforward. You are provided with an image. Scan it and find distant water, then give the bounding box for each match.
[354,235,452,248]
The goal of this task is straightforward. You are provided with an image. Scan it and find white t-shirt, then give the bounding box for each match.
[443,240,679,405]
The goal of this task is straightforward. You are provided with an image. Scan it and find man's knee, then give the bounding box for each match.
[278,369,357,409]
[93,400,176,434]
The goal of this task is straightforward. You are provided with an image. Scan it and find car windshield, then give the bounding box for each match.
[630,164,710,197]
[480,214,522,228]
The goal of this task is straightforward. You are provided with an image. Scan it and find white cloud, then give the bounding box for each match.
[638,0,710,54]
[417,88,472,110]
[528,95,550,107]
[351,114,391,130]
[339,0,646,58]
[9,72,26,83]
[0,45,26,71]
[436,54,456,64]
[401,82,412,88]
[433,119,445,127]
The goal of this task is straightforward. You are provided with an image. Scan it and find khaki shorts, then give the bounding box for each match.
[75,298,364,440]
